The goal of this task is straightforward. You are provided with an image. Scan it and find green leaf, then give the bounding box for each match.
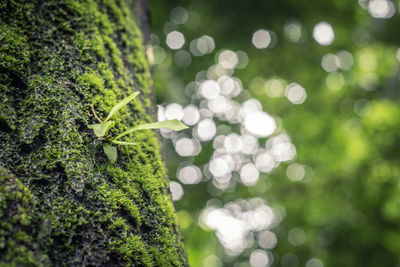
[88,120,115,137]
[113,119,188,141]
[103,143,117,163]
[111,140,137,146]
[104,92,140,122]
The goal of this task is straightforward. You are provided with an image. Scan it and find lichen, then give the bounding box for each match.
[0,0,187,265]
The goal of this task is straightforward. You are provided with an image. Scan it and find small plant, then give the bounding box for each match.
[89,92,188,163]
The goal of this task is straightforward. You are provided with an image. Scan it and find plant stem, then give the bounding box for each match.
[91,104,103,123]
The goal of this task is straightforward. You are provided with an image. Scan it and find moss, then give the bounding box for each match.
[0,0,187,266]
[0,167,50,265]
[110,234,154,266]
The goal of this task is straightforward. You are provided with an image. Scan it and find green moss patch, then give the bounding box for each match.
[0,0,187,266]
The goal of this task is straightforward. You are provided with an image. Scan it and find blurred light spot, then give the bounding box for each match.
[201,199,276,255]
[284,20,305,43]
[202,35,216,53]
[203,255,222,267]
[146,45,155,65]
[354,98,371,117]
[250,76,266,92]
[242,99,262,116]
[151,46,166,65]
[288,227,306,246]
[170,6,189,24]
[264,78,286,97]
[252,29,271,49]
[267,134,296,162]
[224,133,244,153]
[321,54,339,72]
[326,72,345,91]
[246,204,275,231]
[397,48,400,62]
[368,0,396,18]
[240,162,260,186]
[273,205,286,225]
[175,137,201,156]
[217,75,234,96]
[255,151,275,173]
[207,64,233,80]
[242,134,259,155]
[150,33,160,46]
[231,153,245,171]
[200,80,221,99]
[199,107,214,118]
[208,95,229,114]
[213,135,226,150]
[286,83,307,104]
[286,163,305,182]
[195,118,217,141]
[186,81,198,98]
[190,38,207,56]
[178,165,202,184]
[306,258,324,267]
[163,21,177,34]
[358,0,369,9]
[358,51,377,71]
[218,76,242,97]
[203,207,246,253]
[218,50,239,69]
[247,203,276,231]
[210,151,232,168]
[199,98,211,109]
[186,10,200,29]
[166,31,185,49]
[190,35,215,56]
[244,112,276,137]
[170,181,183,201]
[165,103,184,120]
[281,253,299,267]
[209,156,232,177]
[157,105,165,122]
[159,128,174,139]
[257,230,277,249]
[250,249,270,267]
[336,50,354,70]
[301,165,314,183]
[174,50,191,68]
[312,22,334,46]
[213,173,233,186]
[182,104,200,126]
[195,70,208,81]
[212,173,234,190]
[236,51,249,69]
[225,102,242,123]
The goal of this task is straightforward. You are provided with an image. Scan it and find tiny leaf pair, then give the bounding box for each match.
[89,92,188,163]
[88,92,140,138]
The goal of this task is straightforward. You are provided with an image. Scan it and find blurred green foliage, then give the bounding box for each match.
[150,0,400,266]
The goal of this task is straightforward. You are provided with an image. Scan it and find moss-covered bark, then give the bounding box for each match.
[0,0,188,265]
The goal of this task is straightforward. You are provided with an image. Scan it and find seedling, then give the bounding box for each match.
[89,92,188,163]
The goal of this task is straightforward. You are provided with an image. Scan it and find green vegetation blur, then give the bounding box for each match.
[149,0,400,266]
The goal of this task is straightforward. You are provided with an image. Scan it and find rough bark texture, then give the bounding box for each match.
[0,0,187,266]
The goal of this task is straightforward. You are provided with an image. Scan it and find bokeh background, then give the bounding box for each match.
[148,1,400,266]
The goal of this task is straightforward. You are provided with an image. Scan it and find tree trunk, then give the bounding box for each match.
[0,0,188,266]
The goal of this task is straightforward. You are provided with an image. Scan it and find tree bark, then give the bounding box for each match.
[0,0,188,266]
